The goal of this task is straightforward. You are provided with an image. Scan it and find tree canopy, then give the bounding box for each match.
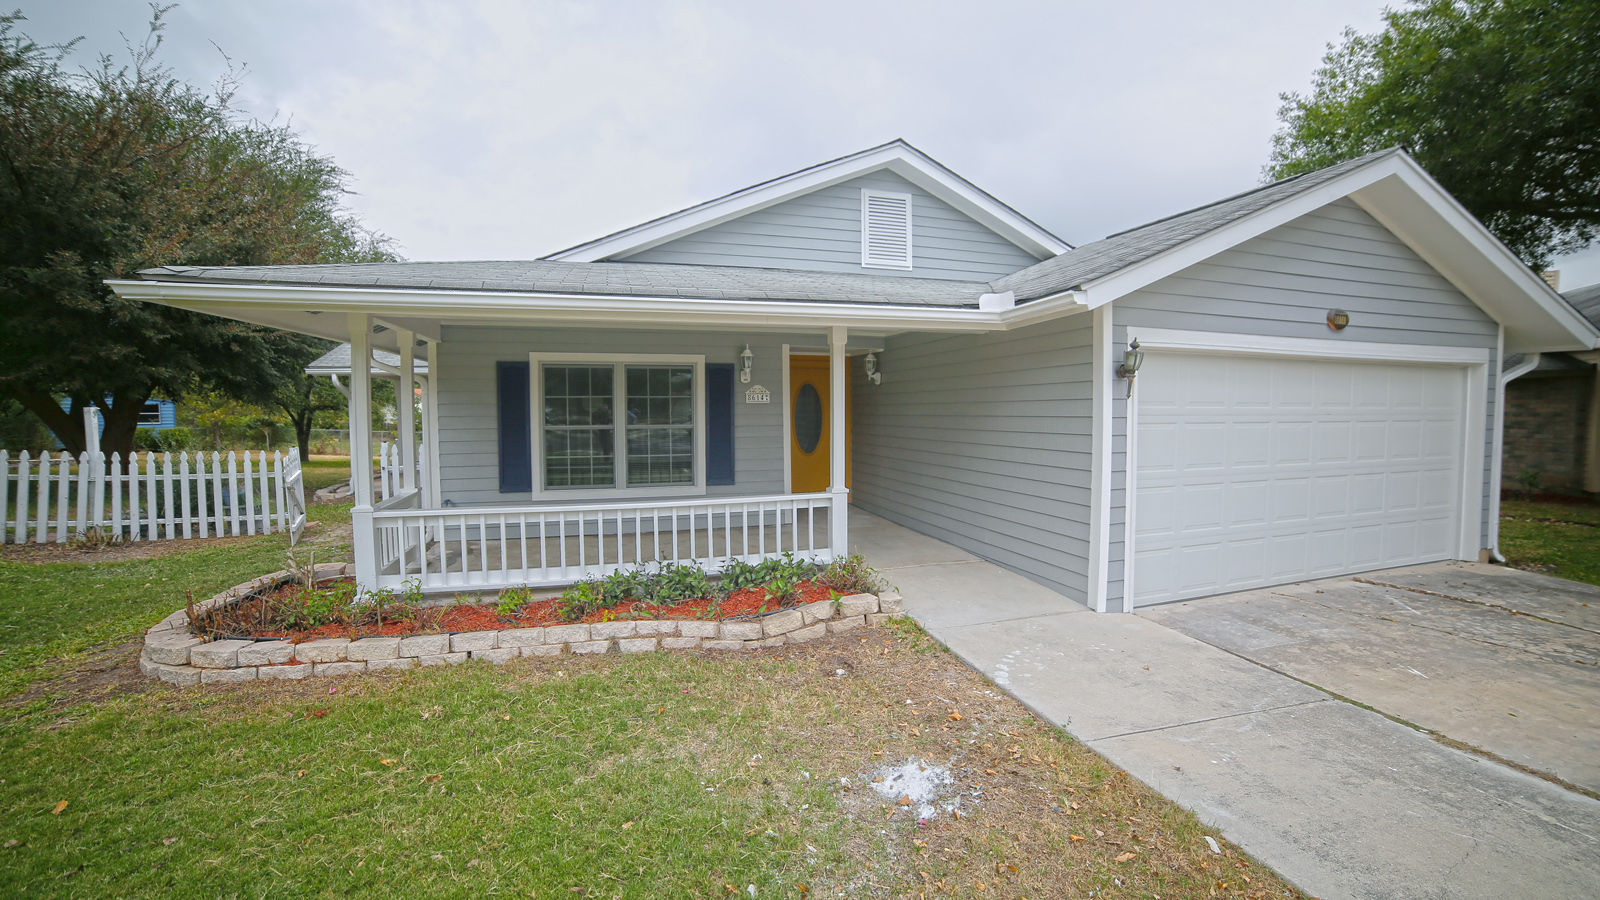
[1268,0,1600,270]
[0,8,393,456]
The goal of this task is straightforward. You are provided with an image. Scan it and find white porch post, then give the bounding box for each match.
[397,328,416,492]
[422,342,442,507]
[828,325,849,557]
[348,314,377,590]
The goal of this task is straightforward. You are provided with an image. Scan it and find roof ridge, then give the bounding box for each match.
[1102,147,1403,240]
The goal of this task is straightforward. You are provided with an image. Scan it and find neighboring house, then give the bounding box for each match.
[51,397,177,448]
[107,140,1599,612]
[1501,282,1600,495]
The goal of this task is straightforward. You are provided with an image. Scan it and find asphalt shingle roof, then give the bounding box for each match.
[304,343,428,375]
[1565,282,1600,330]
[138,260,990,308]
[992,148,1403,302]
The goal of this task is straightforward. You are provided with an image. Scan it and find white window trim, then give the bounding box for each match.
[860,188,913,270]
[1120,327,1489,611]
[529,352,707,500]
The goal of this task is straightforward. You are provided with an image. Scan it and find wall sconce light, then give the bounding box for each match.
[740,344,754,383]
[1117,339,1144,397]
[863,352,883,385]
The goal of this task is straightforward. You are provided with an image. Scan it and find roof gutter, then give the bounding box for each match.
[106,279,1026,334]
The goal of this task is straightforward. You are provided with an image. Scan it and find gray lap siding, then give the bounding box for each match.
[851,314,1096,603]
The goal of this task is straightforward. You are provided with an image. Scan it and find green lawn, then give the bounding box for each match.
[1499,499,1600,587]
[0,502,351,701]
[0,488,1304,898]
[300,455,351,494]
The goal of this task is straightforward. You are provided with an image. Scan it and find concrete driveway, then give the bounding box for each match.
[850,511,1600,900]
[1140,562,1600,795]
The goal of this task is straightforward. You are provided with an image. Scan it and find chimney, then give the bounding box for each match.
[1540,270,1561,291]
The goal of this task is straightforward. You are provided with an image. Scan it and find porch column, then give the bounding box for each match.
[829,325,849,557]
[422,341,442,507]
[348,314,377,590]
[397,328,416,492]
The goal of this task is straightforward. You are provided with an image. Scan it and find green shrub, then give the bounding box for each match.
[717,559,766,594]
[763,571,803,605]
[643,562,712,606]
[820,553,885,594]
[602,568,646,602]
[270,579,360,630]
[133,427,194,452]
[556,579,606,622]
[496,586,535,618]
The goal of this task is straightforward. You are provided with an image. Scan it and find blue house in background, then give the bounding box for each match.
[53,397,178,444]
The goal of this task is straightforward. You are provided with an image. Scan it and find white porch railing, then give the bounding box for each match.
[368,492,837,592]
[0,448,305,545]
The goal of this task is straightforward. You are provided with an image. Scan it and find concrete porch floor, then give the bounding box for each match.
[848,509,1600,900]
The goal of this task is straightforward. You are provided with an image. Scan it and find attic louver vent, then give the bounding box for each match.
[860,189,912,269]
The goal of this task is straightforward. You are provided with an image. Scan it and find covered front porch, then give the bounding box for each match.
[341,313,859,594]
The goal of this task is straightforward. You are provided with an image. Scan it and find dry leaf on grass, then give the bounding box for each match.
[1113,851,1137,862]
[50,801,67,815]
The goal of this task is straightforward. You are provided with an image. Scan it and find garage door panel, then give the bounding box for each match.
[1132,353,1465,607]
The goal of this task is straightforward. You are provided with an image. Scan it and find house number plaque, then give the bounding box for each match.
[745,385,771,404]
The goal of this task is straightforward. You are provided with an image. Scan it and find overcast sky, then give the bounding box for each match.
[20,0,1600,288]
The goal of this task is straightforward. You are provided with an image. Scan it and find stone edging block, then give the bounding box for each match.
[139,566,896,686]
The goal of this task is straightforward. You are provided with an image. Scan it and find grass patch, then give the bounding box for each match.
[299,456,352,494]
[1499,499,1600,587]
[0,635,1297,898]
[0,503,351,701]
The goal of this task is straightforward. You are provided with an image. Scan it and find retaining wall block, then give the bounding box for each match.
[238,641,295,667]
[762,609,803,637]
[295,639,351,664]
[347,637,402,661]
[398,634,450,657]
[201,667,258,684]
[497,628,546,648]
[589,621,637,640]
[450,632,498,653]
[678,621,719,639]
[257,663,313,680]
[472,648,520,665]
[144,634,205,666]
[720,621,763,641]
[543,624,591,644]
[837,594,878,617]
[314,661,367,677]
[190,639,252,669]
[827,615,866,633]
[618,637,658,653]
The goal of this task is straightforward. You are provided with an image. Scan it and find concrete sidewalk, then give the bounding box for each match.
[851,511,1600,900]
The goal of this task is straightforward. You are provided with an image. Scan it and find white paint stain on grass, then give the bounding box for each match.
[865,758,961,820]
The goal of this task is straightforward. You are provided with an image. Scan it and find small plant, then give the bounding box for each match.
[68,525,121,550]
[285,550,317,590]
[556,578,607,622]
[497,586,535,619]
[820,553,885,594]
[645,562,713,606]
[602,568,645,603]
[763,571,803,605]
[270,579,360,630]
[717,559,766,594]
[1516,469,1543,498]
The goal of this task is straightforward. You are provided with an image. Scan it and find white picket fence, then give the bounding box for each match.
[0,448,305,545]
[377,440,425,502]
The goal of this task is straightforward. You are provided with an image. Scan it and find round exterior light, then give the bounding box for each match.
[1327,309,1350,331]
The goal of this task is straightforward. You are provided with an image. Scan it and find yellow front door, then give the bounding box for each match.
[788,355,851,494]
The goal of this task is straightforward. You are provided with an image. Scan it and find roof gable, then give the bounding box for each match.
[544,139,1069,263]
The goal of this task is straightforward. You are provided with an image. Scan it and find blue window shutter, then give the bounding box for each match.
[496,361,532,493]
[706,363,735,486]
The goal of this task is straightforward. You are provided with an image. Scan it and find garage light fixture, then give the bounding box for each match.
[740,344,754,383]
[1118,339,1145,397]
[863,352,882,385]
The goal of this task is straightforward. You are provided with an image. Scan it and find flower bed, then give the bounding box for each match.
[138,557,903,685]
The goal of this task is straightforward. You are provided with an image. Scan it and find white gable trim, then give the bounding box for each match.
[1053,153,1598,354]
[545,140,1068,262]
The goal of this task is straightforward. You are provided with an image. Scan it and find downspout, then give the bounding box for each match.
[1489,351,1541,563]
[328,373,350,398]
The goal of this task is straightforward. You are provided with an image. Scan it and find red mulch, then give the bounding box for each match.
[236,579,840,642]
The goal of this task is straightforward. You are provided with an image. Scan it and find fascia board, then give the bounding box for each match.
[549,144,1067,263]
[104,279,1007,335]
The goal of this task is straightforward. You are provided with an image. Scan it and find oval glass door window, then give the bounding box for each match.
[794,384,822,454]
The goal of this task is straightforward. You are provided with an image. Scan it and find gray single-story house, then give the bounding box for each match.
[109,140,1600,611]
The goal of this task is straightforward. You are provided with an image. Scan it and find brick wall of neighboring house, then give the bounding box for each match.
[1503,370,1593,493]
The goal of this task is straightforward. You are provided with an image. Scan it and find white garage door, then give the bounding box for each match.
[1131,352,1467,607]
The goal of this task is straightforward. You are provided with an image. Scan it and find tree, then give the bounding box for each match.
[269,333,346,463]
[1268,0,1600,269]
[0,8,394,459]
